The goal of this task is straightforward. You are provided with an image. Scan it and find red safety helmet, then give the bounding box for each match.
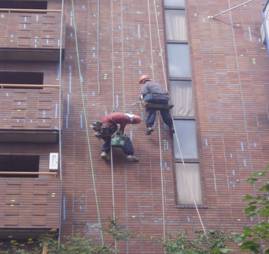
[139,75,151,84]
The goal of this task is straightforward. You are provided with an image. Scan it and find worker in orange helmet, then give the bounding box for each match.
[92,112,141,162]
[139,75,174,135]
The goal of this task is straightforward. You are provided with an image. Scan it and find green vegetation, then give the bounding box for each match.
[234,167,269,253]
[2,168,269,253]
[163,230,232,254]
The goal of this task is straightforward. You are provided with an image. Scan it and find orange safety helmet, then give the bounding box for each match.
[139,74,151,84]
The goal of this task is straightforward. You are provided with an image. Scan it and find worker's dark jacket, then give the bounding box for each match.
[141,81,169,104]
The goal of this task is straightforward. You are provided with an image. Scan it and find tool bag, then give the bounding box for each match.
[143,93,169,104]
[111,133,127,148]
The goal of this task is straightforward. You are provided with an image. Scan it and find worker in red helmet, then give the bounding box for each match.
[139,75,174,135]
[92,112,141,162]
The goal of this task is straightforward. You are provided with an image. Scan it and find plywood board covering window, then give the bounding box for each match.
[175,163,202,205]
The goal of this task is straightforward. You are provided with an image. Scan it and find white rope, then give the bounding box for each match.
[153,0,207,235]
[110,0,117,250]
[147,0,167,243]
[111,0,116,111]
[147,0,155,81]
[157,116,167,241]
[96,0,101,94]
[173,130,207,234]
[57,0,65,245]
[208,0,257,19]
[120,0,126,111]
[71,0,104,245]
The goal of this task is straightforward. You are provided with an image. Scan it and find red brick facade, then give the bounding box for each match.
[0,0,268,253]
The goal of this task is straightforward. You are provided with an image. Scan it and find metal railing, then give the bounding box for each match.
[0,84,60,88]
[0,8,61,13]
[0,171,57,176]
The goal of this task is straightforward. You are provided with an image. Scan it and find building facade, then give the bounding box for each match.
[0,0,268,253]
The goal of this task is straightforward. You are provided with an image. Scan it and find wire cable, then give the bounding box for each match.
[57,0,65,245]
[71,0,104,245]
[109,0,117,250]
[147,0,167,243]
[96,0,101,94]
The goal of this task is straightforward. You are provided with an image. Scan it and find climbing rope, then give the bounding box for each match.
[71,0,104,245]
[57,0,65,245]
[109,0,117,250]
[147,0,167,243]
[96,0,101,94]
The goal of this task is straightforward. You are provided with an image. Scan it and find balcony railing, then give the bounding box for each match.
[0,84,60,143]
[0,177,60,229]
[0,8,64,61]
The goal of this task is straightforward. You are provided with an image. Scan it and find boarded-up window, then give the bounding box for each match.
[175,163,202,204]
[173,119,198,160]
[167,43,191,78]
[170,80,194,117]
[165,10,187,41]
[164,0,185,8]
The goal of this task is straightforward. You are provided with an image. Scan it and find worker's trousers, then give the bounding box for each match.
[146,108,173,129]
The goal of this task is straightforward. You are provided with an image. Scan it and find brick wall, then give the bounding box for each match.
[0,0,268,253]
[60,0,269,253]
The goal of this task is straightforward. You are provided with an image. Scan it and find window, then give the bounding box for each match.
[164,0,202,205]
[0,71,44,89]
[165,10,187,41]
[173,120,198,160]
[167,43,191,78]
[0,1,48,10]
[164,0,185,8]
[170,80,194,116]
[0,155,39,178]
[175,163,202,204]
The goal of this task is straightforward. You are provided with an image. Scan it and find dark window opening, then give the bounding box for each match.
[0,71,44,89]
[0,1,48,10]
[0,155,39,178]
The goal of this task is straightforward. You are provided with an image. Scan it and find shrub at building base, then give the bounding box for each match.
[163,230,233,254]
[234,167,269,254]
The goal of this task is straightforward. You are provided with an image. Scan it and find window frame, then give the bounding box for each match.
[163,0,204,206]
[165,9,188,42]
[166,42,191,79]
[164,0,186,10]
[173,118,200,163]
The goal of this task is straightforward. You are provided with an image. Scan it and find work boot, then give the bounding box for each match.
[126,155,139,162]
[100,151,108,159]
[146,127,154,135]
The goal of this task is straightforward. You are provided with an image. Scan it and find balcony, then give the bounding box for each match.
[0,71,60,143]
[0,153,60,233]
[0,8,64,62]
[0,177,60,232]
